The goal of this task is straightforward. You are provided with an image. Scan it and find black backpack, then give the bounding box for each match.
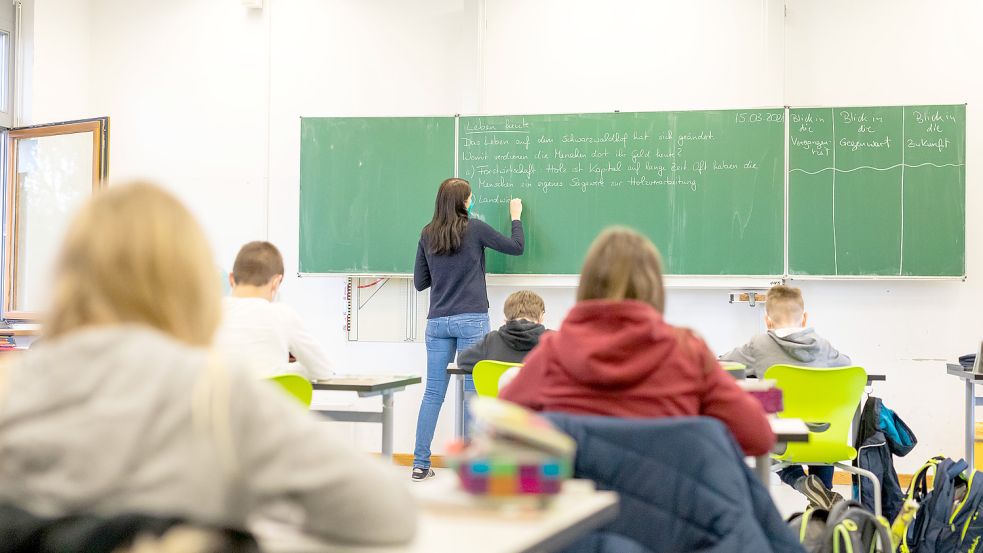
[788,500,892,553]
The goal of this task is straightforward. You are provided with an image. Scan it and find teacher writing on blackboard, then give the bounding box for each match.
[411,177,524,481]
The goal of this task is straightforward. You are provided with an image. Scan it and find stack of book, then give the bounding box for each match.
[738,379,783,414]
[0,335,16,351]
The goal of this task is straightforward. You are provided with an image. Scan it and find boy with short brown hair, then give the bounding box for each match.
[216,241,333,380]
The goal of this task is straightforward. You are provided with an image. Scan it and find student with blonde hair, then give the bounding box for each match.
[456,290,547,373]
[720,285,851,379]
[500,227,774,456]
[721,284,852,508]
[0,183,415,545]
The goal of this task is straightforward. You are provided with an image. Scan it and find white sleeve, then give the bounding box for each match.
[277,304,334,380]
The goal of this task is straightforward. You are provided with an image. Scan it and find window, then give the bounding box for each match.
[0,31,9,115]
[3,118,108,320]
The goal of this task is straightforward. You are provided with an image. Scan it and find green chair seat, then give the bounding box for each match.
[472,360,523,397]
[267,374,313,407]
[774,442,857,465]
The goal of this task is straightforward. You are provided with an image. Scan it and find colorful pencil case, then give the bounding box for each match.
[453,457,570,496]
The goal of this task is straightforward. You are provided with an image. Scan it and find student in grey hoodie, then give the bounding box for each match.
[0,184,416,547]
[720,286,851,379]
[457,291,547,372]
[720,284,852,510]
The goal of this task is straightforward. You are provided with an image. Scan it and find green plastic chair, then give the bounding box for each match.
[765,364,883,516]
[267,374,313,407]
[472,360,523,397]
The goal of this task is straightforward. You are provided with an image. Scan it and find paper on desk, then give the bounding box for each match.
[309,390,357,409]
[737,379,777,392]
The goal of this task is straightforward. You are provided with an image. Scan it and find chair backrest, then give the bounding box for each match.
[267,374,313,407]
[472,360,523,397]
[764,364,867,450]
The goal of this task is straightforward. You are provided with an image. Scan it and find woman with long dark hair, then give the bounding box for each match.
[411,177,524,480]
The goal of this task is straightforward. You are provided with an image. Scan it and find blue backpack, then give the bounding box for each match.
[902,456,983,553]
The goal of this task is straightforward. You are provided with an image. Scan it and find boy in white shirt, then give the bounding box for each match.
[217,241,334,380]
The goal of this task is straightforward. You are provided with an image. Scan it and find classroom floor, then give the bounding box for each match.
[421,469,852,520]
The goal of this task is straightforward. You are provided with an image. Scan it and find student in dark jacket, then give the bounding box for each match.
[457,291,547,372]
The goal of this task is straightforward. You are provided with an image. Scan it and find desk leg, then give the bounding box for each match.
[454,375,465,439]
[851,406,861,502]
[754,455,770,486]
[967,380,975,469]
[381,392,394,461]
[852,406,861,443]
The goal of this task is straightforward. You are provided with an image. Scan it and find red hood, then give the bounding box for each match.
[544,300,677,389]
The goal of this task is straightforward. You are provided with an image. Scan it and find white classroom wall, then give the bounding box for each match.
[25,0,982,471]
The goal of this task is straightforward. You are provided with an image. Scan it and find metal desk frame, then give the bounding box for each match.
[312,375,422,459]
[947,364,983,468]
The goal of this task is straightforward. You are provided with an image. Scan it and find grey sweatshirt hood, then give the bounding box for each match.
[720,327,852,378]
[0,325,416,545]
[766,328,828,363]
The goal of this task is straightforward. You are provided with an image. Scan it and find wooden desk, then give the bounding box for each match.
[754,418,809,486]
[311,375,421,459]
[946,363,983,467]
[256,479,619,553]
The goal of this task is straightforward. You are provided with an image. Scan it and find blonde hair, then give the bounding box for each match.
[577,227,666,312]
[765,285,805,325]
[503,290,545,322]
[45,182,220,347]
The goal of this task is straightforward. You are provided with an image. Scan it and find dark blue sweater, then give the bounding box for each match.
[414,219,524,319]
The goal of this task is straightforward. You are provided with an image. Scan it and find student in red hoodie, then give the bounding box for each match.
[499,227,775,456]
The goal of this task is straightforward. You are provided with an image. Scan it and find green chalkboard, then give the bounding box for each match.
[299,117,454,273]
[788,105,965,276]
[461,110,786,275]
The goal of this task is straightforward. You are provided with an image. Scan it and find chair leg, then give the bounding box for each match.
[834,462,881,517]
[770,461,791,473]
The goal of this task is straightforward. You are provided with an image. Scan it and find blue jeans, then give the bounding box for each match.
[412,312,491,469]
[778,465,835,489]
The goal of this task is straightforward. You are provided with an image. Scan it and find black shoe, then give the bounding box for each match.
[411,467,435,482]
[795,474,843,510]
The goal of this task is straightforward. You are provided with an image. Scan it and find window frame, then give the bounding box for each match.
[2,117,109,321]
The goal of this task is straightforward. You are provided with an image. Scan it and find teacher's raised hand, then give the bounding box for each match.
[510,198,523,221]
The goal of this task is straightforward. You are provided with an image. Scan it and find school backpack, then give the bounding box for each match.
[901,455,983,553]
[788,500,892,553]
